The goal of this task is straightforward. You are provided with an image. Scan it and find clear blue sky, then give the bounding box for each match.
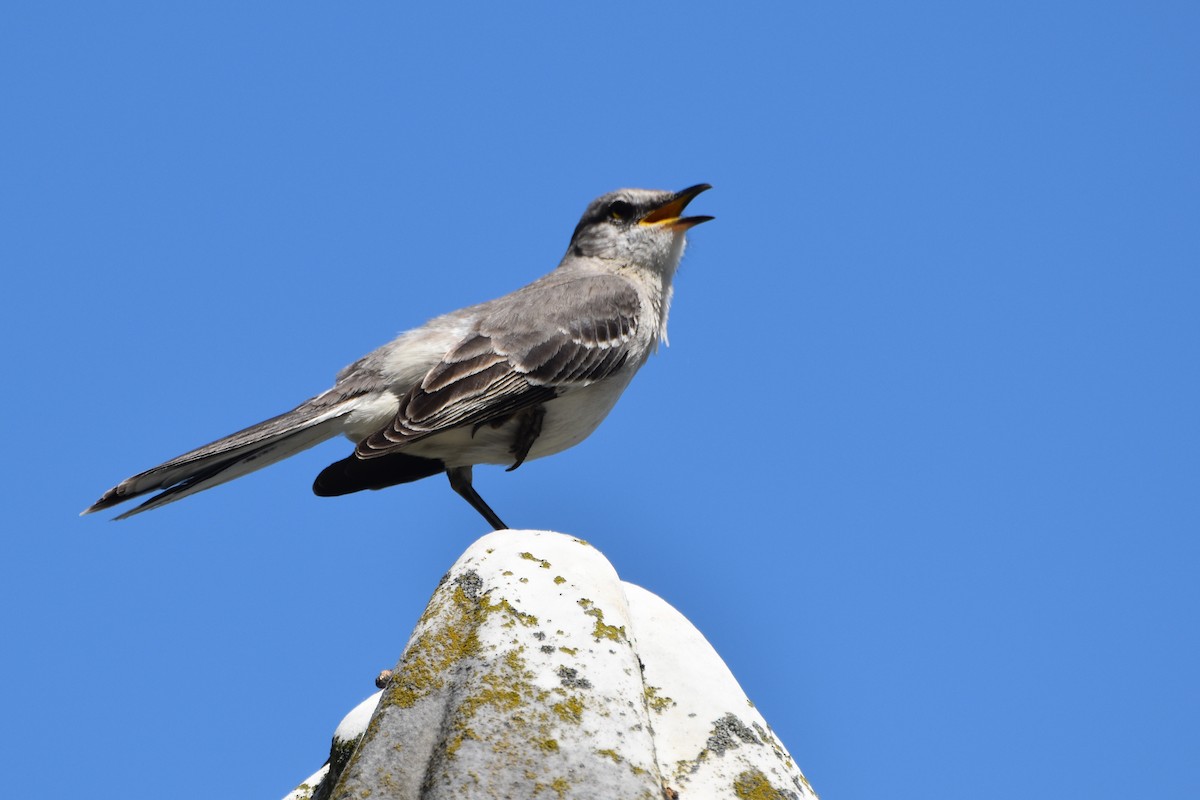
[3,3,1197,798]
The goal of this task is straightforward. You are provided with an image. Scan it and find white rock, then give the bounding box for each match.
[625,583,817,799]
[284,531,815,800]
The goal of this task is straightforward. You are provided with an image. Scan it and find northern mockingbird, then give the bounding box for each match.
[84,184,713,529]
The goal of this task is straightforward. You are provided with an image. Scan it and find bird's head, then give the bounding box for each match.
[566,184,713,272]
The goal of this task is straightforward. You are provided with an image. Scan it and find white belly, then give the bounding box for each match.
[403,369,640,468]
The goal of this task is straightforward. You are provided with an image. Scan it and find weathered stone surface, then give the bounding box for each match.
[625,584,817,800]
[284,531,815,800]
[284,691,380,800]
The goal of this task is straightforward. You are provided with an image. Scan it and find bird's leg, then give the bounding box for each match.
[506,404,546,472]
[446,466,509,531]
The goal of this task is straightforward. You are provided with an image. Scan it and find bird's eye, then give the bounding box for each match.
[607,200,635,222]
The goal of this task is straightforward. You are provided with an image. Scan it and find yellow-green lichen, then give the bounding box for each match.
[558,646,577,656]
[482,595,539,628]
[553,575,566,585]
[596,748,622,763]
[644,684,675,713]
[519,551,552,569]
[534,776,571,798]
[594,619,625,641]
[457,678,522,716]
[370,575,537,744]
[444,726,477,758]
[381,582,488,711]
[390,580,592,791]
[551,695,584,723]
[732,768,790,800]
[577,598,626,642]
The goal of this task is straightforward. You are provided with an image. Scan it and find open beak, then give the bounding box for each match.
[639,183,714,230]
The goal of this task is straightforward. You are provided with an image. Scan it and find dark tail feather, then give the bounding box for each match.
[313,451,445,497]
[83,411,346,519]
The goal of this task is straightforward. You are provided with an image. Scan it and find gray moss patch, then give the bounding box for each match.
[706,713,761,756]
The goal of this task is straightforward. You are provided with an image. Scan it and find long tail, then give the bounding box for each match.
[82,397,354,520]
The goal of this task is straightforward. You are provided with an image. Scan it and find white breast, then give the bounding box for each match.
[401,366,641,469]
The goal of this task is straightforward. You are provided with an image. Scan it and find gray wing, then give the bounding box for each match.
[357,274,641,458]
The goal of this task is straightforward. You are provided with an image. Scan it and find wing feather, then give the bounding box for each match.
[357,274,641,458]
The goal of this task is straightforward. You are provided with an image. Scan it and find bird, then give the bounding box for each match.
[83,184,713,529]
